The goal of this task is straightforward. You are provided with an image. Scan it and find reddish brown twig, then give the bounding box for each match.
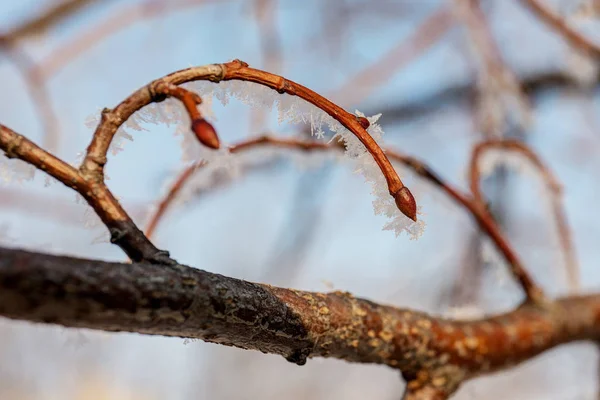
[0,124,171,265]
[519,0,600,58]
[0,64,579,398]
[470,139,579,292]
[80,60,417,221]
[152,82,220,149]
[144,134,545,305]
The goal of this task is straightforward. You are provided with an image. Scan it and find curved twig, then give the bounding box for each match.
[80,60,417,220]
[470,139,579,292]
[144,134,545,305]
[0,124,171,265]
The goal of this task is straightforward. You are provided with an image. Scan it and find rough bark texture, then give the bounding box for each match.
[1,246,600,397]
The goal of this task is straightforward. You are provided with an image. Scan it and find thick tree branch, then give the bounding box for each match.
[1,246,599,399]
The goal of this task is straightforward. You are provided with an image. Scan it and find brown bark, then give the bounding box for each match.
[1,246,600,398]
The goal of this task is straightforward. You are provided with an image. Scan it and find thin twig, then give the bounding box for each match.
[519,0,600,58]
[470,139,579,292]
[152,82,220,149]
[0,124,172,265]
[0,0,99,44]
[144,134,545,304]
[80,60,418,220]
[1,46,61,152]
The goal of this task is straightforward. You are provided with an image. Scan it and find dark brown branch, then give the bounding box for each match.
[1,246,600,399]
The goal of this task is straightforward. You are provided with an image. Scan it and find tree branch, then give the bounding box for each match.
[470,139,579,292]
[0,0,99,44]
[80,60,417,220]
[0,58,584,397]
[0,124,171,265]
[519,0,600,58]
[145,134,546,304]
[1,246,599,399]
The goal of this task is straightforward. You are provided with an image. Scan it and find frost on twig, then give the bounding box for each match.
[73,192,109,244]
[138,80,426,239]
[339,111,425,239]
[0,157,36,184]
[85,110,133,156]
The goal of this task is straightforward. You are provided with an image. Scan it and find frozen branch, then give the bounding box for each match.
[80,60,418,220]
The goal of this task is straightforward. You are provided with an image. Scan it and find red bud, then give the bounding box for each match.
[192,118,220,149]
[394,187,417,222]
[357,116,370,130]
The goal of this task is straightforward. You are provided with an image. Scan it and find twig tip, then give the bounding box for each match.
[192,118,220,149]
[394,187,417,222]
